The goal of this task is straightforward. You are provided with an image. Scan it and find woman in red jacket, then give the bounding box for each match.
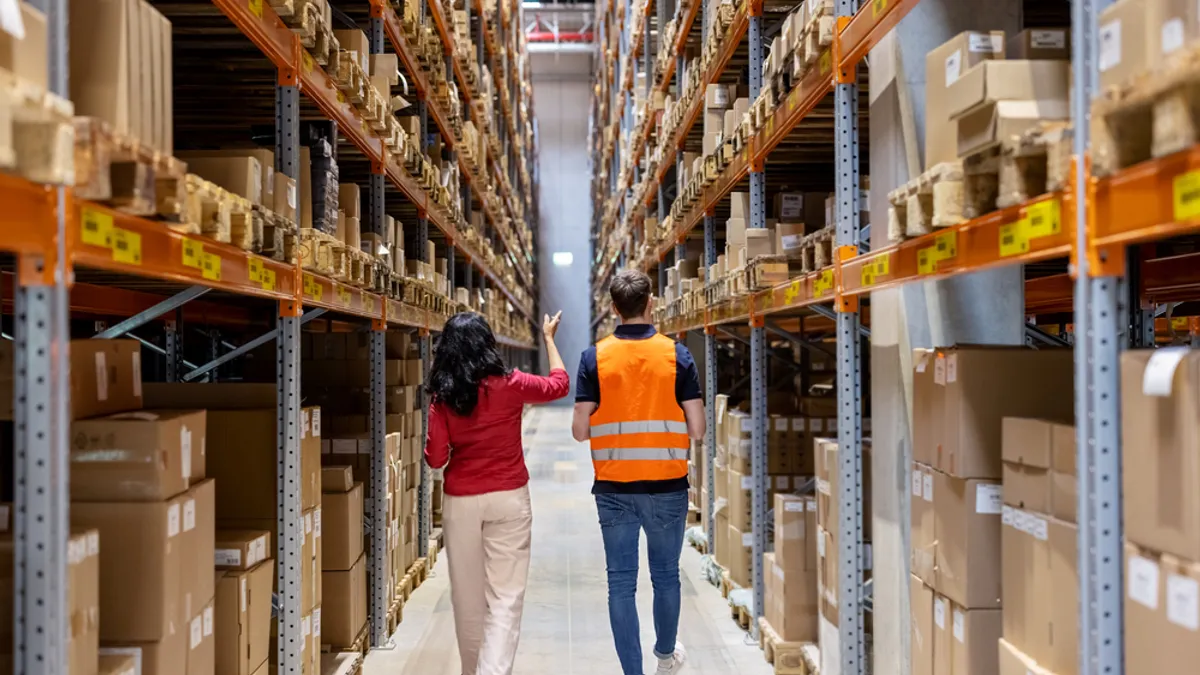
[424,310,568,675]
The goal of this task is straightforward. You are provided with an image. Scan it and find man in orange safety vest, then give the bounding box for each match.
[572,269,706,675]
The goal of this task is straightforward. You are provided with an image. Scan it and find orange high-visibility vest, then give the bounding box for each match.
[589,333,690,482]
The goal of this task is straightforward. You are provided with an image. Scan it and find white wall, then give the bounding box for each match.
[533,54,592,399]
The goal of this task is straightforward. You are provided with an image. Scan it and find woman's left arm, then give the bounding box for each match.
[424,401,451,469]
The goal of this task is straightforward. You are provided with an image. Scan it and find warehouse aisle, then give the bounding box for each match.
[363,406,772,675]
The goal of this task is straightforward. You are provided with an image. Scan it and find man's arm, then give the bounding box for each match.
[572,402,597,442]
[681,399,706,440]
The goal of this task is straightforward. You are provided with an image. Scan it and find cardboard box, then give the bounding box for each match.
[1048,519,1078,675]
[1002,462,1050,514]
[767,558,818,642]
[727,468,752,531]
[185,599,215,675]
[323,483,364,571]
[911,575,934,675]
[1121,349,1200,560]
[912,463,936,585]
[956,99,1071,156]
[1124,542,1200,672]
[1007,28,1072,60]
[774,494,816,571]
[951,604,1003,675]
[72,497,184,641]
[99,629,187,675]
[179,156,263,205]
[338,183,360,219]
[933,593,952,675]
[730,192,750,220]
[322,553,367,647]
[333,29,370,72]
[1149,0,1198,60]
[69,0,133,136]
[214,530,270,571]
[71,409,206,501]
[912,350,938,466]
[1051,423,1076,523]
[214,559,273,675]
[180,479,216,622]
[924,348,1074,480]
[728,524,752,588]
[704,84,731,109]
[998,639,1053,675]
[1000,417,1052,467]
[69,529,101,675]
[99,653,137,675]
[1001,506,1050,663]
[71,340,144,421]
[925,31,1006,167]
[274,173,297,222]
[1099,0,1149,90]
[322,466,354,492]
[746,228,774,259]
[0,3,46,88]
[933,471,1002,609]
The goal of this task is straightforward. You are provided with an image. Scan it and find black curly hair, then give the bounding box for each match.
[426,312,511,416]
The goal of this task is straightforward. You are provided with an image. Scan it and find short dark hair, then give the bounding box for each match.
[610,269,652,319]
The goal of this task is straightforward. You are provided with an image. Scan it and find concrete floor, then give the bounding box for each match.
[363,406,773,675]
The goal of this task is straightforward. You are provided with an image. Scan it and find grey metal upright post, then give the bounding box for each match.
[165,318,181,382]
[833,1,865,673]
[703,214,717,552]
[274,68,305,675]
[1072,1,1122,674]
[368,327,390,647]
[746,1,768,641]
[417,213,432,559]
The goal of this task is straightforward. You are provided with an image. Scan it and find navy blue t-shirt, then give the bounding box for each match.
[576,324,702,494]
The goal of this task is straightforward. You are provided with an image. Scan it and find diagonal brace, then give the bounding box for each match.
[765,321,837,359]
[94,286,211,339]
[716,327,802,372]
[809,304,871,339]
[183,308,327,382]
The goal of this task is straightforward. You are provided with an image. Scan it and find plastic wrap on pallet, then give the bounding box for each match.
[728,587,754,613]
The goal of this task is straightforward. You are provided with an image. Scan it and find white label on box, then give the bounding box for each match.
[314,608,322,638]
[1029,514,1048,541]
[742,532,753,547]
[0,0,27,39]
[713,86,730,107]
[1143,346,1190,397]
[740,417,751,433]
[774,418,788,432]
[88,532,99,557]
[240,578,247,612]
[946,354,958,383]
[265,165,274,188]
[287,183,297,209]
[923,473,933,502]
[741,476,753,490]
[817,478,831,496]
[132,353,142,398]
[255,536,268,564]
[315,507,322,538]
[817,528,826,557]
[782,234,804,250]
[301,410,309,439]
[1128,556,1161,609]
[181,427,192,481]
[168,503,181,538]
[1163,19,1185,55]
[944,50,963,86]
[190,616,203,649]
[975,484,1003,514]
[305,513,313,534]
[934,598,946,629]
[203,606,214,636]
[912,469,922,496]
[95,352,108,402]
[1002,505,1015,526]
[916,352,929,373]
[1099,20,1122,72]
[1167,574,1200,631]
[953,609,965,642]
[215,548,242,568]
[301,616,311,638]
[1031,29,1066,49]
[934,356,946,385]
[785,500,806,512]
[183,499,196,532]
[968,33,1003,53]
[312,409,322,436]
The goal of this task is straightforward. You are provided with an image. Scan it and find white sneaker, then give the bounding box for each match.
[654,641,687,674]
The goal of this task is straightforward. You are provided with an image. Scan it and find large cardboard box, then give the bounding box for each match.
[0,3,47,87]
[950,603,1002,675]
[1050,423,1076,523]
[323,483,364,571]
[815,438,873,541]
[728,524,752,588]
[215,530,270,571]
[912,350,938,466]
[956,99,1070,157]
[1122,349,1200,560]
[69,529,101,675]
[912,463,936,585]
[1148,0,1199,61]
[72,498,185,641]
[768,557,818,642]
[933,471,1002,609]
[69,0,134,136]
[178,156,264,205]
[774,494,816,571]
[1001,506,1050,661]
[997,639,1052,675]
[99,653,137,675]
[185,599,215,675]
[911,575,934,675]
[71,409,205,501]
[1048,519,1078,675]
[322,553,367,648]
[1098,0,1149,90]
[1124,542,1200,672]
[71,340,144,421]
[924,31,1006,167]
[99,629,187,675]
[946,61,1071,120]
[214,559,273,675]
[933,593,952,675]
[181,480,216,624]
[727,468,752,531]
[924,348,1074,480]
[1007,28,1072,60]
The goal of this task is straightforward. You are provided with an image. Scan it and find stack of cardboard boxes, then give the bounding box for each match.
[815,437,872,638]
[764,494,819,643]
[1120,349,1200,670]
[301,331,423,438]
[214,531,273,675]
[909,347,1074,675]
[320,467,367,649]
[145,383,324,675]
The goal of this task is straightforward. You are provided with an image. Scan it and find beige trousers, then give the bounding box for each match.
[444,485,533,675]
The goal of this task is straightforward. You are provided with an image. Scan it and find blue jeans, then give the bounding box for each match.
[595,490,688,675]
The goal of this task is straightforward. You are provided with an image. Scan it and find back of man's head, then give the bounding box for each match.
[610,269,652,320]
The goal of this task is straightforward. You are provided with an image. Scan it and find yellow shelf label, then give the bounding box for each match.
[861,265,875,287]
[182,239,203,269]
[302,52,314,74]
[814,269,834,297]
[820,51,832,76]
[917,246,936,275]
[201,252,222,281]
[1024,198,1061,239]
[766,117,775,136]
[248,257,262,283]
[304,274,323,302]
[111,228,142,265]
[249,0,263,18]
[999,221,1030,258]
[1174,170,1200,222]
[1171,316,1188,330]
[933,230,957,262]
[783,280,801,304]
[81,207,113,249]
[260,268,276,291]
[872,0,887,18]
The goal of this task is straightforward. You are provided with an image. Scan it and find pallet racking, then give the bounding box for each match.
[590,0,1200,673]
[6,0,540,671]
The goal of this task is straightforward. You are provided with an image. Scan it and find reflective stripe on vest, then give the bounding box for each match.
[591,447,690,461]
[589,332,690,483]
[590,420,689,437]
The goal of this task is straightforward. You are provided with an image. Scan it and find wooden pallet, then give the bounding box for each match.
[322,622,370,658]
[300,228,339,274]
[731,602,751,630]
[1092,43,1200,177]
[1044,124,1075,193]
[758,618,811,675]
[747,255,790,289]
[178,175,256,249]
[887,161,964,241]
[319,652,363,675]
[0,71,74,186]
[385,594,404,636]
[720,569,735,599]
[254,205,300,263]
[75,116,185,218]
